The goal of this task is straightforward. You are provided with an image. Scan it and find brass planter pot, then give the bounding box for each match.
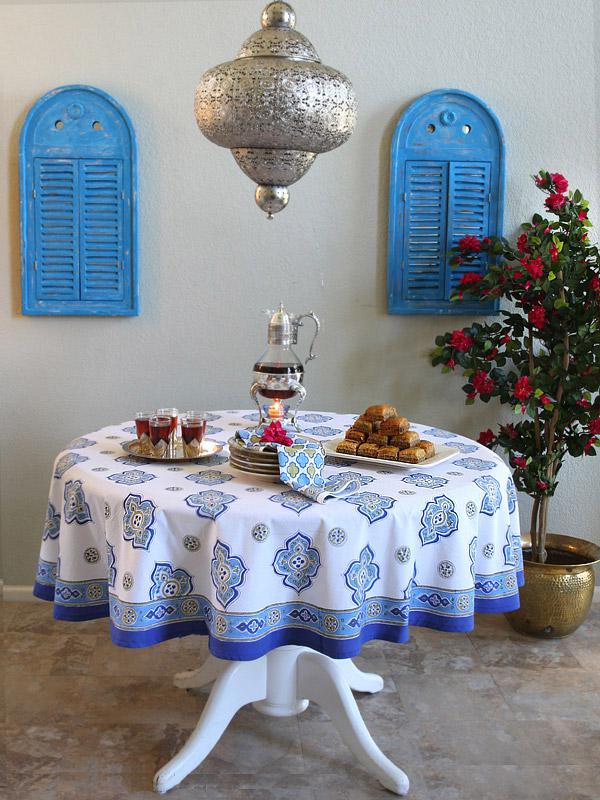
[506,533,600,638]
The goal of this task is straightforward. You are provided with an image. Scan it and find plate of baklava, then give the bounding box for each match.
[325,405,459,469]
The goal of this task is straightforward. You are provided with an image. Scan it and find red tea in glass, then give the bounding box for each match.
[149,415,171,457]
[135,412,152,454]
[181,413,207,457]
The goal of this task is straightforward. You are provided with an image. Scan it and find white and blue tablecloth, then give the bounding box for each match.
[34,411,523,660]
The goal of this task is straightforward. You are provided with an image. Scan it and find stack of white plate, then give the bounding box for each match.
[228,438,281,482]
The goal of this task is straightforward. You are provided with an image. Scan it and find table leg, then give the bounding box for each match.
[173,654,225,690]
[156,646,408,796]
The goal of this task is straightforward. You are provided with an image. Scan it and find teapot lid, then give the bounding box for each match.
[268,303,295,345]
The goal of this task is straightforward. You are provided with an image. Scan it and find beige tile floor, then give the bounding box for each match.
[3,600,600,800]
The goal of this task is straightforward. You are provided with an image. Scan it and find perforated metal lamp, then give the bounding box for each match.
[194,1,357,218]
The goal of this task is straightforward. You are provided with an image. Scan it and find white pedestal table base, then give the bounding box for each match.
[155,645,409,796]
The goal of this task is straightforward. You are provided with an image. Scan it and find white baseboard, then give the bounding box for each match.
[3,583,600,602]
[3,584,40,601]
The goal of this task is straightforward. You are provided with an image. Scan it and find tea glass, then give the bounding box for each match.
[181,412,207,457]
[134,411,153,455]
[149,415,172,458]
[156,408,178,455]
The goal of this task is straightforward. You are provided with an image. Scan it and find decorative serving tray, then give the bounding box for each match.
[122,439,223,463]
[323,439,459,470]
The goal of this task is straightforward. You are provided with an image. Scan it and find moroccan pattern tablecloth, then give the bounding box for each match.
[34,411,523,659]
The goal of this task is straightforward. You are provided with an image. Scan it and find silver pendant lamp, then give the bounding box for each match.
[194,2,357,218]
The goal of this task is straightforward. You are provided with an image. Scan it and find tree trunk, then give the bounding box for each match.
[530,496,541,560]
[537,495,549,563]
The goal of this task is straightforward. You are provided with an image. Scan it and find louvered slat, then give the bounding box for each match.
[34,159,79,299]
[80,159,124,300]
[402,161,448,300]
[446,161,491,297]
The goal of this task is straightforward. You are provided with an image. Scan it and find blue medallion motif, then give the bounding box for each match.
[453,457,497,471]
[67,437,96,449]
[202,413,222,422]
[63,480,92,525]
[193,453,228,467]
[211,540,248,608]
[185,470,233,486]
[503,526,522,568]
[121,426,137,434]
[330,470,374,487]
[269,490,312,515]
[507,476,517,514]
[150,562,194,600]
[344,492,396,524]
[272,532,321,593]
[107,542,116,588]
[185,490,237,520]
[474,475,502,516]
[422,428,457,438]
[54,452,89,478]
[43,502,61,540]
[445,440,479,453]
[205,425,224,436]
[108,469,157,485]
[419,495,459,545]
[344,545,380,605]
[242,412,260,422]
[325,456,353,467]
[402,473,449,489]
[299,413,333,423]
[114,454,153,466]
[469,536,477,579]
[303,425,343,437]
[122,493,157,550]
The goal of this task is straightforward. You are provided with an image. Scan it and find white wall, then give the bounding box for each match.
[1,0,598,585]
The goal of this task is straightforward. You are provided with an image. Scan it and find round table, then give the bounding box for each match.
[34,410,523,795]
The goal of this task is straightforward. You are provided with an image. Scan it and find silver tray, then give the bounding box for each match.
[122,439,223,463]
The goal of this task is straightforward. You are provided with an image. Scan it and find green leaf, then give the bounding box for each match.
[548,271,556,281]
[554,297,569,310]
[465,396,475,406]
[573,189,582,204]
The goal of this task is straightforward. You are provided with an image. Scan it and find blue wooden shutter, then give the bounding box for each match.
[20,86,138,316]
[33,158,79,300]
[80,159,125,301]
[388,90,504,315]
[445,161,491,297]
[403,161,448,301]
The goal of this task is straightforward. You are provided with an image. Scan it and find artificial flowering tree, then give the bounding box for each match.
[431,171,600,563]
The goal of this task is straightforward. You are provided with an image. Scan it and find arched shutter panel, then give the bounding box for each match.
[445,161,491,297]
[20,86,138,316]
[80,159,125,300]
[403,161,448,301]
[34,158,79,300]
[388,90,504,316]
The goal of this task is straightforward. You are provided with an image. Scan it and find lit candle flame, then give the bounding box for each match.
[268,399,284,419]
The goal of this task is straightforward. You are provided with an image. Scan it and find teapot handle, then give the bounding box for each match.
[296,312,320,364]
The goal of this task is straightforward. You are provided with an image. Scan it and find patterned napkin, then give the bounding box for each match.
[234,428,362,503]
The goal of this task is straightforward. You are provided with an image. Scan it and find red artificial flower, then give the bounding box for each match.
[528,305,547,329]
[534,173,548,188]
[447,357,456,370]
[513,456,527,468]
[591,276,600,293]
[449,329,473,351]
[501,334,511,344]
[514,375,533,402]
[582,232,588,241]
[513,270,523,281]
[517,233,530,253]
[521,256,544,280]
[545,193,567,213]
[544,226,552,235]
[466,391,477,399]
[584,437,597,453]
[539,394,551,406]
[486,347,498,359]
[577,398,592,408]
[588,418,600,436]
[472,370,495,396]
[478,429,495,447]
[549,243,558,263]
[459,272,482,288]
[458,235,482,252]
[260,421,293,446]
[536,479,549,491]
[550,173,568,193]
[501,423,518,440]
[579,209,588,221]
[482,236,492,246]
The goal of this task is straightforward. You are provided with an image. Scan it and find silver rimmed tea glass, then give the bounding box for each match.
[134,411,153,455]
[149,415,172,458]
[156,407,178,455]
[181,413,207,457]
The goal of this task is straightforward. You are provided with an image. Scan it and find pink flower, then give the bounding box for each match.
[549,243,558,262]
[478,429,495,447]
[517,233,530,253]
[449,329,473,352]
[447,357,456,370]
[545,193,567,213]
[550,173,568,193]
[472,370,495,396]
[514,376,533,402]
[459,272,482,288]
[458,235,482,252]
[528,305,547,329]
[579,209,588,221]
[588,418,600,436]
[260,421,293,446]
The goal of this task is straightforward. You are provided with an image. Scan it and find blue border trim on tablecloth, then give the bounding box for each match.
[34,555,524,658]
